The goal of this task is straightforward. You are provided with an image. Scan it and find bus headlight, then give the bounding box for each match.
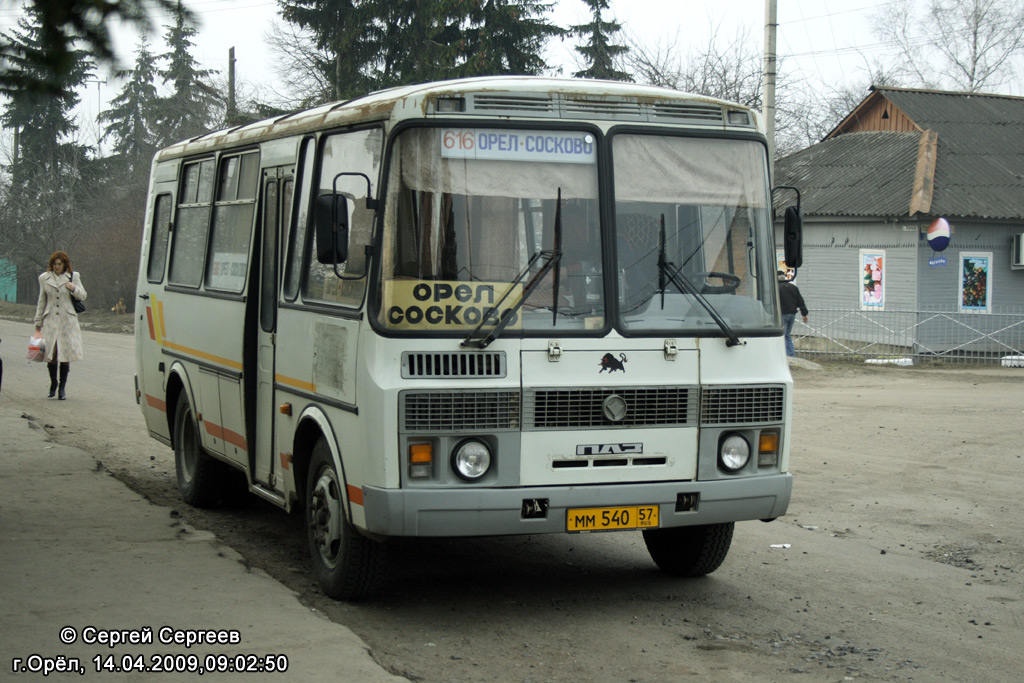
[452,440,492,481]
[719,434,750,472]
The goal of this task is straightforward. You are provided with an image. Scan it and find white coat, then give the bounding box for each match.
[34,270,87,363]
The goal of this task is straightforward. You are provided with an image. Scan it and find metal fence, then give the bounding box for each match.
[792,302,1024,366]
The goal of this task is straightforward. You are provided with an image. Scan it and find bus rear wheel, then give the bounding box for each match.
[305,438,384,600]
[642,522,734,576]
[173,391,226,508]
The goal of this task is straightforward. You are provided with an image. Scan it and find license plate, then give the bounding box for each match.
[566,505,659,532]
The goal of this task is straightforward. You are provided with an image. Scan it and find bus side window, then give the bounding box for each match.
[303,127,383,307]
[205,151,259,293]
[146,194,172,283]
[168,158,215,287]
[283,138,316,301]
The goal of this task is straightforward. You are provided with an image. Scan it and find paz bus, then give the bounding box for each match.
[134,76,801,599]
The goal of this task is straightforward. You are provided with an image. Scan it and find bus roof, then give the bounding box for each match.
[155,76,761,161]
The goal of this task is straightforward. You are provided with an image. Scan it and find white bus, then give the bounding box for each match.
[134,77,800,599]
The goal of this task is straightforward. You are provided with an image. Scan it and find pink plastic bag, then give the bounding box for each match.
[27,333,46,362]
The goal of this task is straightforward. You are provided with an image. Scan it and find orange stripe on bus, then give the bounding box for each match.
[346,484,364,506]
[146,306,156,341]
[203,420,248,451]
[157,299,167,339]
[204,421,225,439]
[146,394,167,412]
[279,452,291,470]
[162,340,243,371]
[275,374,316,393]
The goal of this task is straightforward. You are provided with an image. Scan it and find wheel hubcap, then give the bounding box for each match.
[309,469,342,568]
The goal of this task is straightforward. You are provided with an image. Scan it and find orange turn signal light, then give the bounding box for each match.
[759,433,779,453]
[410,444,433,463]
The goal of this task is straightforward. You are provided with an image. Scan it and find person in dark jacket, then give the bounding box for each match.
[778,271,808,357]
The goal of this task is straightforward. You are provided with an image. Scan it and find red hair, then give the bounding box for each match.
[47,251,72,273]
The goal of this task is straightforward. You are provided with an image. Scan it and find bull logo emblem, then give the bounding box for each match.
[598,352,627,373]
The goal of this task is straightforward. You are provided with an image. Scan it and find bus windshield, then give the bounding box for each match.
[378,126,603,334]
[376,126,779,336]
[613,133,779,333]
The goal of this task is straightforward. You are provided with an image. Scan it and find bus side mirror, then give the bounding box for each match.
[783,206,802,269]
[315,193,349,264]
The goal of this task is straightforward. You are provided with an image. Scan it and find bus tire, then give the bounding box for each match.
[173,391,224,508]
[306,438,384,600]
[642,522,734,577]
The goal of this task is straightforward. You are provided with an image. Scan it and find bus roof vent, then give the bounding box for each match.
[469,93,558,117]
[402,351,507,379]
[561,97,645,121]
[651,102,724,124]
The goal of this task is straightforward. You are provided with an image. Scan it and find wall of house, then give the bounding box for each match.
[775,219,919,308]
[913,220,1024,355]
[773,218,1024,357]
[917,220,1024,308]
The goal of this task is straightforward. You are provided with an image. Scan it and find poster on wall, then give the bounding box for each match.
[959,252,992,314]
[860,250,885,310]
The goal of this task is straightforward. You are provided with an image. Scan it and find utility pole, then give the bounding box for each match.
[763,0,777,180]
[227,47,237,125]
[87,78,107,156]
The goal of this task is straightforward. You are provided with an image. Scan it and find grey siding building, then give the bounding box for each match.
[773,86,1024,357]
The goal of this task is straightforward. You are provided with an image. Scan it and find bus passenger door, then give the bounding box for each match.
[253,168,292,490]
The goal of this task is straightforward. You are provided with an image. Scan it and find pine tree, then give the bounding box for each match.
[275,1,561,99]
[100,39,160,173]
[461,0,564,76]
[1,8,93,183]
[0,8,93,279]
[0,0,185,97]
[277,0,375,100]
[155,1,222,146]
[346,0,462,89]
[570,0,630,81]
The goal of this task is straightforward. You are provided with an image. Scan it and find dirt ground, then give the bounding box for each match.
[1,313,1022,682]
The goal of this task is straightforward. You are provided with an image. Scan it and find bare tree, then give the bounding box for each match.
[626,23,761,106]
[263,19,336,109]
[625,21,814,156]
[781,56,905,151]
[874,0,1024,92]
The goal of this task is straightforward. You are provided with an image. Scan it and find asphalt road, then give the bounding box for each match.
[2,317,1021,682]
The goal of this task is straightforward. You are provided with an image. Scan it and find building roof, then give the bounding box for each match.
[776,86,1024,221]
[775,131,921,218]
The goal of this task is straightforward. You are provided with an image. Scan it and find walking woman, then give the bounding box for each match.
[34,251,86,399]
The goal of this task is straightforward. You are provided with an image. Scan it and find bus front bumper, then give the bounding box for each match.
[359,474,792,537]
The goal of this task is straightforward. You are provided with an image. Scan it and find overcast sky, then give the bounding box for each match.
[2,0,1021,150]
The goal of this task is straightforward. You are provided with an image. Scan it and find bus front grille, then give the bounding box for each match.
[402,351,506,379]
[402,390,521,432]
[700,386,785,425]
[525,387,696,430]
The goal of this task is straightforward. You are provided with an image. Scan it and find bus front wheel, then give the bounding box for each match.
[642,522,734,576]
[305,438,384,600]
[173,391,225,508]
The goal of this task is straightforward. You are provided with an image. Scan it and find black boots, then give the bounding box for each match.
[48,363,58,398]
[58,362,69,400]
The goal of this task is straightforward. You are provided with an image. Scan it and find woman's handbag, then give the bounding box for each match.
[27,333,46,362]
[66,273,85,313]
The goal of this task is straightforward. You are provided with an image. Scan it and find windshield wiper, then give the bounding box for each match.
[657,215,743,347]
[461,189,563,349]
